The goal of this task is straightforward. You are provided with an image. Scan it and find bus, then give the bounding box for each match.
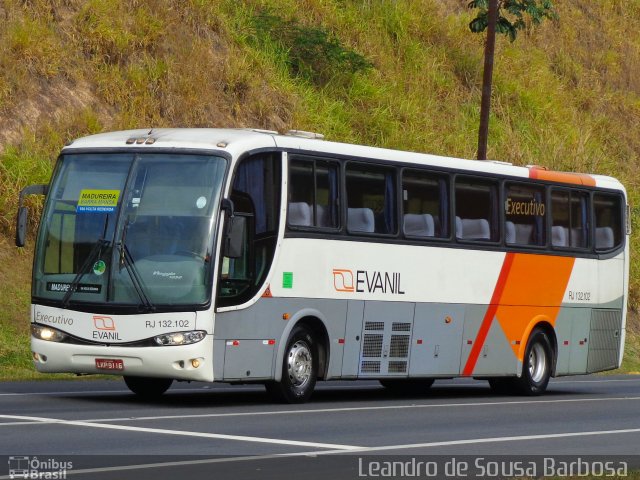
[17,128,629,403]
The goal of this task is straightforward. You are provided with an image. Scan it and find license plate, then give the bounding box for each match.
[95,358,124,371]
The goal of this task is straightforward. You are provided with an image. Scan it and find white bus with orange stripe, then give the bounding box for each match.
[18,128,629,402]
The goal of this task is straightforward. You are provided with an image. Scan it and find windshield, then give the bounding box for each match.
[33,152,227,310]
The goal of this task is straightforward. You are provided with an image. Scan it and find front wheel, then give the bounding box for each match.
[266,326,318,404]
[513,328,552,395]
[123,376,173,399]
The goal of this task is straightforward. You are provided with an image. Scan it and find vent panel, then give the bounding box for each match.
[388,361,407,373]
[361,361,381,373]
[587,309,623,373]
[365,321,384,331]
[392,322,411,332]
[362,334,383,358]
[389,335,410,358]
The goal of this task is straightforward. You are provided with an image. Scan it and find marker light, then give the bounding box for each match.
[31,324,67,342]
[153,330,206,346]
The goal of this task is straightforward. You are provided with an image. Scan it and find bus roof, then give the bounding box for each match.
[62,128,625,192]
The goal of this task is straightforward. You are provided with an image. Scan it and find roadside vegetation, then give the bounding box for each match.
[1,0,639,380]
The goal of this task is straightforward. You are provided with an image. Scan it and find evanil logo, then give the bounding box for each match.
[333,269,405,295]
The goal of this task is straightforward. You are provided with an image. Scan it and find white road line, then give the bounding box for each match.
[0,414,360,451]
[48,395,640,424]
[1,426,640,479]
[341,427,640,454]
[2,395,639,428]
[0,376,638,397]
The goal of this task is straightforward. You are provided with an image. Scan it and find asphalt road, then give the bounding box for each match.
[1,375,639,479]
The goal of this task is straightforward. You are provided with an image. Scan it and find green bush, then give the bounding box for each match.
[249,12,373,86]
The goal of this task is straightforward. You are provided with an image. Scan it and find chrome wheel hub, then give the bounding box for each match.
[528,343,547,383]
[287,340,312,387]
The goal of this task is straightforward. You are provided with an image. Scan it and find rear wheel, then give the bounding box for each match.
[123,376,173,399]
[379,378,434,395]
[513,328,552,395]
[266,325,318,403]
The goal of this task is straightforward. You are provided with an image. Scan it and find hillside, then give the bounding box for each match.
[0,0,639,378]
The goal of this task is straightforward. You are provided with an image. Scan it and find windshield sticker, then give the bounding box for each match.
[92,260,106,276]
[77,189,120,213]
[46,282,102,294]
[196,196,207,209]
[282,272,293,289]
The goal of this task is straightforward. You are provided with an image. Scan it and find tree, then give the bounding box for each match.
[468,0,557,160]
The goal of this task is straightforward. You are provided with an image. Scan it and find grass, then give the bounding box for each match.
[0,0,639,380]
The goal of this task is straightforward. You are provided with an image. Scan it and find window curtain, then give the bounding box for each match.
[233,157,266,233]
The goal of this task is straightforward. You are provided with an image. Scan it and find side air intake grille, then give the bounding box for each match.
[389,335,410,358]
[587,309,623,373]
[392,322,411,332]
[362,334,383,358]
[365,322,384,331]
[361,361,381,373]
[388,361,407,373]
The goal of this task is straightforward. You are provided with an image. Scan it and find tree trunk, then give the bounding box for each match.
[477,0,498,160]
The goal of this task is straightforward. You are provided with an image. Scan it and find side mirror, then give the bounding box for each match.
[15,183,48,247]
[223,215,246,259]
[16,207,28,247]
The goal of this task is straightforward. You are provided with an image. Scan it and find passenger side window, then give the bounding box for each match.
[504,183,546,247]
[402,169,449,238]
[346,163,396,235]
[455,178,498,242]
[288,157,340,229]
[551,189,590,249]
[594,193,623,251]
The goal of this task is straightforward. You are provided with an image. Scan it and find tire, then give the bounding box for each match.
[266,325,318,403]
[123,376,173,399]
[379,378,434,395]
[513,328,552,396]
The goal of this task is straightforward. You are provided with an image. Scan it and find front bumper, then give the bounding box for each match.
[31,334,215,382]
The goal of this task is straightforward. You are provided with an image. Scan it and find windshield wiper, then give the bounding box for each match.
[118,243,155,312]
[62,218,110,308]
[117,217,155,312]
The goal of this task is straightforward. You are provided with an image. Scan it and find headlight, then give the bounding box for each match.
[32,324,68,342]
[153,330,206,346]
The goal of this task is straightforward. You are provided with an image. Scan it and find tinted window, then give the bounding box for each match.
[594,193,623,251]
[455,178,498,242]
[505,183,546,246]
[288,158,339,229]
[346,164,396,235]
[551,189,589,249]
[402,169,449,238]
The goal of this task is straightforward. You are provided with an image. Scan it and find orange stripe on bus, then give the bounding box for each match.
[462,253,575,375]
[462,253,515,376]
[495,254,575,360]
[528,168,596,187]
